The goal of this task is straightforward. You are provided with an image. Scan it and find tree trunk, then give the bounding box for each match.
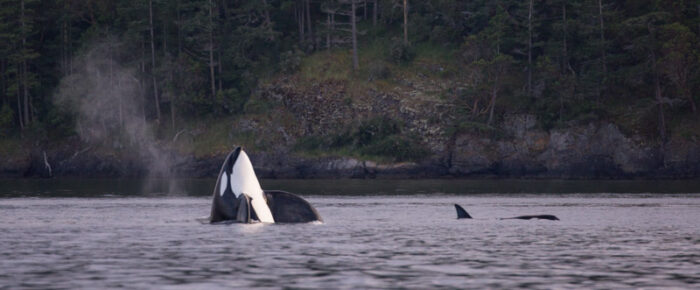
[62,10,68,76]
[262,0,271,25]
[68,21,73,74]
[487,74,500,126]
[403,0,408,45]
[363,0,367,19]
[149,0,161,123]
[217,49,222,92]
[0,60,4,105]
[527,0,533,98]
[16,73,23,130]
[262,0,273,39]
[141,37,147,123]
[162,21,167,56]
[208,0,216,99]
[598,0,607,77]
[649,24,666,145]
[177,0,182,55]
[21,0,30,126]
[326,12,331,49]
[561,1,568,75]
[351,1,359,70]
[170,80,176,130]
[305,0,314,49]
[373,0,377,26]
[298,1,304,45]
[686,89,697,114]
[654,56,666,145]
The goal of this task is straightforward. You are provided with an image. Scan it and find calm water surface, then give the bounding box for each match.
[0,179,699,289]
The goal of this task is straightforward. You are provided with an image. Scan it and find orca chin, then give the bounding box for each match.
[454,204,559,221]
[209,147,322,224]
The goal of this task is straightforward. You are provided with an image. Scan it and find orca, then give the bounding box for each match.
[209,147,322,224]
[500,215,559,221]
[454,204,472,219]
[454,204,559,221]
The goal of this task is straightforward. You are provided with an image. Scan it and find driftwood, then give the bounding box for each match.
[42,151,53,177]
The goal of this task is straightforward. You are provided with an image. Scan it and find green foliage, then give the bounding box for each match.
[44,107,75,139]
[293,135,326,152]
[243,96,273,114]
[294,117,427,162]
[360,134,428,162]
[214,88,246,115]
[447,121,503,139]
[354,117,401,146]
[0,0,698,159]
[279,49,304,74]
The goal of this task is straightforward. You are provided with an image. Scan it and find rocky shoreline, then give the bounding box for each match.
[4,120,699,179]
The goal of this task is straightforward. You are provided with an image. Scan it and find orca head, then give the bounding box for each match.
[210,147,242,223]
[218,147,241,197]
[228,148,264,200]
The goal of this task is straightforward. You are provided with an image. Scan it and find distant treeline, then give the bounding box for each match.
[0,0,698,143]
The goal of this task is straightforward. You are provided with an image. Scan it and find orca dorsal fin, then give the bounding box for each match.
[454,204,472,219]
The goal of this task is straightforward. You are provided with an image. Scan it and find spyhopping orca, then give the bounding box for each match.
[210,147,322,224]
[454,204,559,221]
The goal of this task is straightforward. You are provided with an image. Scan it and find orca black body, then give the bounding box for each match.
[210,147,322,224]
[453,204,559,221]
[501,215,559,221]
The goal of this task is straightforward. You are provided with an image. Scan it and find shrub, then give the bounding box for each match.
[368,62,391,81]
[360,135,428,162]
[294,117,428,162]
[244,97,273,114]
[279,49,304,74]
[214,88,247,115]
[389,38,415,64]
[45,107,75,139]
[354,117,401,146]
[294,135,326,152]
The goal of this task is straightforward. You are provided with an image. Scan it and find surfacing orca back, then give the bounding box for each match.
[453,204,559,221]
[454,204,472,219]
[501,215,560,221]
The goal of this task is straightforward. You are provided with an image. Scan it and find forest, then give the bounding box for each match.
[0,0,698,165]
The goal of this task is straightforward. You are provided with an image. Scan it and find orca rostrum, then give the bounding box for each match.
[209,147,322,224]
[454,204,559,221]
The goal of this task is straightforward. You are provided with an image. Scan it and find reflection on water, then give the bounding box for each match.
[0,179,699,288]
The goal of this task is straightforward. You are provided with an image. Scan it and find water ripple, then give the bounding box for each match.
[0,195,699,289]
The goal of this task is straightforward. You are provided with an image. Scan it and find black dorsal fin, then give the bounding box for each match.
[454,204,472,219]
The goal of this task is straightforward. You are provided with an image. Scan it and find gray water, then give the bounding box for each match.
[1,179,699,289]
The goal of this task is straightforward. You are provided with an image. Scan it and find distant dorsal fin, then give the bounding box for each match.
[454,204,472,219]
